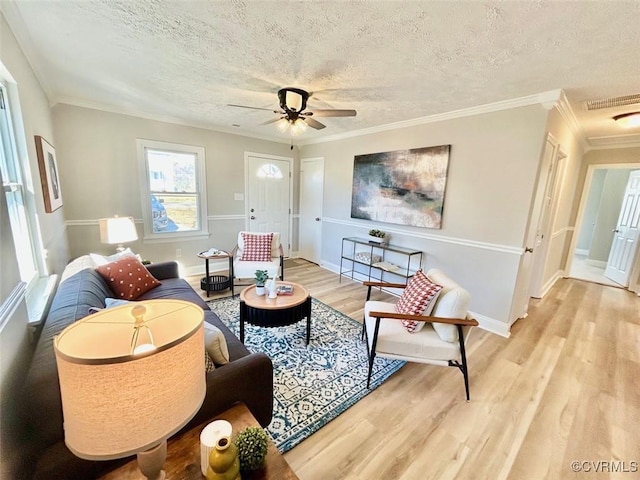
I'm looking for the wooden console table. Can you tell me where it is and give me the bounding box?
[100,403,298,480]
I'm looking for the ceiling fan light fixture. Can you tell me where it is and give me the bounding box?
[613,112,640,128]
[290,118,307,136]
[276,117,290,132]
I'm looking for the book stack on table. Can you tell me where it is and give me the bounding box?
[276,285,294,295]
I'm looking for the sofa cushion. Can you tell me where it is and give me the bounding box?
[96,257,161,300]
[204,322,230,365]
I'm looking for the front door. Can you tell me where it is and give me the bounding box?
[605,170,640,286]
[246,153,292,256]
[299,157,324,264]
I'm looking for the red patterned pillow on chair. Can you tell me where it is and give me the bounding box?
[395,269,443,333]
[240,232,274,262]
[96,257,161,300]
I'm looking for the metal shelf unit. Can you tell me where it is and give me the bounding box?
[339,237,423,284]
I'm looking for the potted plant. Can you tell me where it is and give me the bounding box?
[368,229,387,244]
[254,269,269,296]
[234,426,268,473]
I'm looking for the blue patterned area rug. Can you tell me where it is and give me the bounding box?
[207,296,405,452]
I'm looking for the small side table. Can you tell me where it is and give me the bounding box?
[198,251,234,297]
[99,402,299,480]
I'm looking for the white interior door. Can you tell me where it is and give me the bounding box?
[605,170,640,286]
[529,147,565,298]
[246,153,292,256]
[510,135,557,321]
[299,157,324,263]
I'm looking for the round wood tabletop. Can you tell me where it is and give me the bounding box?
[240,281,309,310]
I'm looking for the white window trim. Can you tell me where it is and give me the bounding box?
[136,139,209,242]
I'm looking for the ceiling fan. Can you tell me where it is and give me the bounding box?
[228,87,356,131]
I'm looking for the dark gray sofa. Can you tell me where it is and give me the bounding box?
[19,260,273,480]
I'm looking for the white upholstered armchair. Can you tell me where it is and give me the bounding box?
[230,231,284,294]
[363,268,479,400]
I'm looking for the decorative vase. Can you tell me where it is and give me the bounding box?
[267,278,278,298]
[206,436,241,480]
[255,285,265,296]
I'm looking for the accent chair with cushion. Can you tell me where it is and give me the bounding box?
[363,268,479,400]
[230,231,284,290]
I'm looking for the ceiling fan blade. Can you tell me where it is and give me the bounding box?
[227,104,277,112]
[304,117,326,130]
[307,109,357,117]
[260,117,282,126]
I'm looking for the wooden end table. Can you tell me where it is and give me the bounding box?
[239,282,312,345]
[99,403,298,480]
[198,251,234,297]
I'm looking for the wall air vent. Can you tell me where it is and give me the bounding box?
[585,94,640,110]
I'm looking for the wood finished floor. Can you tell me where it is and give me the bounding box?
[187,259,640,480]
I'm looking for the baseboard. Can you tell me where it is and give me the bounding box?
[181,259,229,278]
[585,259,607,268]
[539,270,564,298]
[469,311,511,338]
[574,248,589,256]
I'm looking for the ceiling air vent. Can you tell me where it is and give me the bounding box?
[585,94,640,110]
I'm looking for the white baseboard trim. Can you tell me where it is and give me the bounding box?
[470,311,511,338]
[539,270,565,299]
[181,259,229,278]
[585,259,607,268]
[574,248,589,256]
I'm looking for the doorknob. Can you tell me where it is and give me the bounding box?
[525,247,534,253]
[613,229,620,233]
[315,217,320,221]
[250,216,256,220]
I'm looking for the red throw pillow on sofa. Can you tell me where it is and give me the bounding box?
[395,269,443,333]
[96,257,161,300]
[240,232,273,262]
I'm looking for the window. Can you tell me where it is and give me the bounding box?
[137,139,208,240]
[0,82,42,286]
[256,163,283,179]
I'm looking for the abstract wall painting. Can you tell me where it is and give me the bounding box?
[351,145,450,229]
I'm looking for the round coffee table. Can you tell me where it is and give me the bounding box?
[239,281,312,345]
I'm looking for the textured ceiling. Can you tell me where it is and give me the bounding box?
[3,1,640,145]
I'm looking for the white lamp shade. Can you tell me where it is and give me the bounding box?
[99,216,138,245]
[54,300,206,460]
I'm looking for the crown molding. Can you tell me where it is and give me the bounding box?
[299,90,564,146]
[553,90,584,139]
[51,97,291,145]
[585,133,640,150]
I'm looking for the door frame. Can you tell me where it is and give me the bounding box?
[299,156,325,264]
[566,162,640,294]
[529,143,567,298]
[244,152,294,255]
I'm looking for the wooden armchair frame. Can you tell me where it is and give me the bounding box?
[363,281,479,401]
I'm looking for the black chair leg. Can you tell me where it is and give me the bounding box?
[366,318,381,389]
[457,325,471,401]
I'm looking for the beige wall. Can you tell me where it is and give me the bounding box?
[1,13,68,478]
[300,105,550,331]
[52,104,295,270]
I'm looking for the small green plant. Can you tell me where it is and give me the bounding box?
[368,229,386,238]
[234,426,268,472]
[254,269,269,287]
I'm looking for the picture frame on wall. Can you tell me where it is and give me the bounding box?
[34,135,63,213]
[351,144,451,229]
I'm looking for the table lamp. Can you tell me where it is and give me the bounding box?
[54,299,206,480]
[99,216,138,252]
